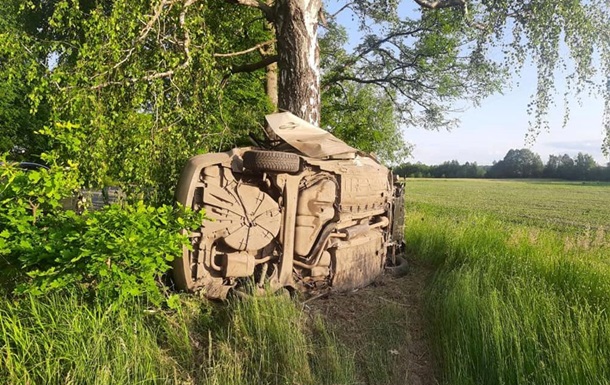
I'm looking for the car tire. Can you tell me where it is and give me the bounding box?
[242,150,300,173]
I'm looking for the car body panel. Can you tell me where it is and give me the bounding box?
[265,112,357,158]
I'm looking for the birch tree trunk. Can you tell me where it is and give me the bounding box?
[265,63,279,109]
[274,0,322,126]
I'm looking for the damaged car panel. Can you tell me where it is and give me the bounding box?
[173,112,405,299]
[264,112,358,158]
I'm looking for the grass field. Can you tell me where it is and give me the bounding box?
[406,179,610,231]
[405,178,610,385]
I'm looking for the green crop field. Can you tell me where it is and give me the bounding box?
[406,178,610,231]
[405,178,610,385]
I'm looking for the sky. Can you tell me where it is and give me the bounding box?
[403,72,608,166]
[329,2,609,167]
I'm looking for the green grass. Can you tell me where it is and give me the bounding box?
[406,178,610,231]
[204,294,355,385]
[0,293,186,384]
[13,176,605,385]
[405,178,610,385]
[358,302,408,385]
[0,292,355,385]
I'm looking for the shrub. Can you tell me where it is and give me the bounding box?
[0,156,202,305]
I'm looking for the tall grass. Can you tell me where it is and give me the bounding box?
[202,294,355,385]
[407,208,610,385]
[0,293,187,384]
[0,292,354,385]
[358,302,408,385]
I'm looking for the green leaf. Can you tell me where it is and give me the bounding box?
[28,171,41,183]
[166,294,181,310]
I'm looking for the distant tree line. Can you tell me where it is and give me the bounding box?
[394,160,488,179]
[393,149,610,181]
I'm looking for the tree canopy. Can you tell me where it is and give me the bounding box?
[1,0,273,202]
[1,0,609,200]
[487,148,544,178]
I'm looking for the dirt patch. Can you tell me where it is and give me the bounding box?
[307,257,439,385]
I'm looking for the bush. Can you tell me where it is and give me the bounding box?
[0,157,202,305]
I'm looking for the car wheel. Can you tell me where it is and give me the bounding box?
[242,150,300,173]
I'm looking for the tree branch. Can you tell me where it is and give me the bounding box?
[214,39,276,58]
[92,0,194,84]
[413,0,465,9]
[231,55,278,73]
[90,69,177,90]
[178,0,197,69]
[91,0,176,80]
[331,28,427,77]
[224,0,275,22]
[328,2,354,19]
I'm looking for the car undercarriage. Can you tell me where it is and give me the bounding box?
[172,112,405,299]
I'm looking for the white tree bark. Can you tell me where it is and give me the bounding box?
[274,0,322,125]
[266,62,279,109]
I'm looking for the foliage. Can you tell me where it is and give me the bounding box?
[0,1,50,161]
[405,179,610,384]
[395,149,610,180]
[321,83,411,164]
[2,0,608,192]
[544,153,576,179]
[42,0,220,203]
[543,152,605,181]
[0,158,202,304]
[0,0,273,204]
[213,0,610,159]
[205,1,276,147]
[487,148,544,178]
[322,0,610,152]
[394,160,487,178]
[321,8,502,131]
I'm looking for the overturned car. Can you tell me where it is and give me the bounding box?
[173,112,405,299]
